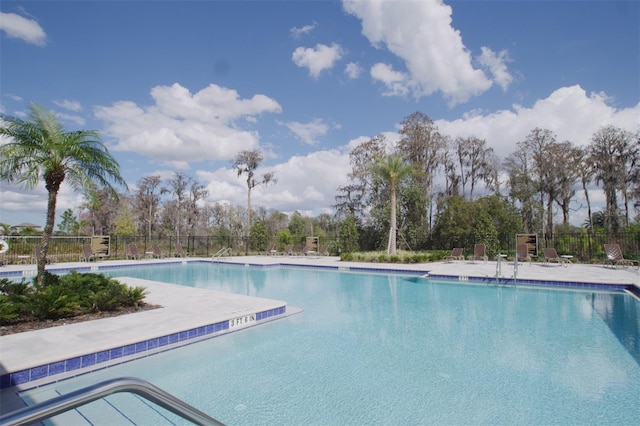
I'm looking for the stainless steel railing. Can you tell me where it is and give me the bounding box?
[0,377,225,426]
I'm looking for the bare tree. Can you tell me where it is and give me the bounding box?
[232,150,276,236]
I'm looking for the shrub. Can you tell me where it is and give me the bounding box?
[0,272,147,326]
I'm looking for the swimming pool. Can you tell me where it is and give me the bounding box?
[19,263,640,424]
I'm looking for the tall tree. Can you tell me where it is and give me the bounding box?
[455,136,494,199]
[589,125,636,233]
[553,141,582,226]
[0,104,126,285]
[167,172,190,239]
[371,154,413,255]
[397,112,444,231]
[58,208,80,235]
[232,150,275,237]
[576,147,596,230]
[335,134,386,220]
[504,141,540,233]
[136,175,163,238]
[186,179,208,236]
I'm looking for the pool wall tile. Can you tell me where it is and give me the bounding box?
[30,366,48,381]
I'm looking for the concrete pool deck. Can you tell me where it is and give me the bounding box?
[1,255,639,399]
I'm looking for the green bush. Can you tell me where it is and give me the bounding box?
[0,272,147,325]
[339,251,440,263]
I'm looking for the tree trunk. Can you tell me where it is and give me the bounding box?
[388,185,397,255]
[37,188,58,286]
[582,180,592,229]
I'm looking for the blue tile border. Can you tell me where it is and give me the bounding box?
[425,273,630,291]
[0,305,286,390]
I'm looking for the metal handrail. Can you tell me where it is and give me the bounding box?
[0,377,225,426]
[211,247,231,262]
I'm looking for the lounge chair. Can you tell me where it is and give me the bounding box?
[265,242,278,256]
[175,241,189,257]
[542,248,570,267]
[80,244,96,262]
[604,243,636,269]
[152,244,165,258]
[127,243,140,260]
[469,244,488,263]
[282,244,294,256]
[302,243,317,256]
[516,244,532,265]
[444,247,464,262]
[317,245,329,256]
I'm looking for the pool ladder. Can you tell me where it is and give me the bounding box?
[0,377,224,426]
[495,252,517,286]
[212,247,232,262]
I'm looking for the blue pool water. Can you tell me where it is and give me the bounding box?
[25,263,640,424]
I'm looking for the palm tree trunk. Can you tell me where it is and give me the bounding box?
[389,186,397,255]
[37,188,58,286]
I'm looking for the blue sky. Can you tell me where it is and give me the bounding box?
[1,0,639,229]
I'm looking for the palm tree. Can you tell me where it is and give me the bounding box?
[371,154,414,255]
[0,104,127,285]
[232,149,275,238]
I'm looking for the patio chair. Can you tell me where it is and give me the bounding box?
[469,244,488,263]
[80,244,96,262]
[604,243,636,269]
[317,245,329,256]
[127,243,140,260]
[516,244,532,265]
[542,248,570,267]
[444,247,464,262]
[152,244,165,259]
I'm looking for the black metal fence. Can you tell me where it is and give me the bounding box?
[1,231,638,265]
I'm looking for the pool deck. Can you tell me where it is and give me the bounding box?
[1,255,639,400]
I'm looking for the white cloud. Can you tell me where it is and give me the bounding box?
[290,22,316,38]
[55,112,85,127]
[94,83,282,167]
[281,118,330,146]
[292,43,345,79]
[343,0,494,105]
[370,63,409,97]
[345,62,362,79]
[0,12,46,46]
[54,99,83,112]
[477,47,513,91]
[435,85,640,158]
